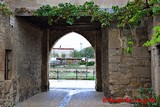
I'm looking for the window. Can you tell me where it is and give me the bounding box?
[5,49,12,80]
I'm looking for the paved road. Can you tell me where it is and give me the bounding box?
[15,80,133,107]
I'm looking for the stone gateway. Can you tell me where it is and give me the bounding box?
[0,0,160,106]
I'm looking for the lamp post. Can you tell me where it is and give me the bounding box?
[80,43,83,50]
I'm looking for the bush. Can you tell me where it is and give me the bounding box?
[86,61,95,66]
[79,62,86,65]
[79,61,95,66]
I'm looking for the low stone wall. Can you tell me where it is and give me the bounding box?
[107,21,151,97]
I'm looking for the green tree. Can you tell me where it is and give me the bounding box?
[80,46,94,58]
[61,53,66,58]
[71,50,81,58]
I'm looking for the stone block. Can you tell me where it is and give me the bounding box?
[4,80,12,94]
[133,67,151,77]
[143,83,151,88]
[109,71,121,78]
[109,79,118,85]
[125,72,133,78]
[141,58,151,67]
[136,28,148,38]
[132,47,150,58]
[129,81,141,88]
[0,26,5,34]
[118,75,130,85]
[119,78,130,85]
[132,90,139,96]
[109,63,119,71]
[0,71,4,81]
[140,78,151,83]
[122,57,137,65]
[108,29,121,49]
[112,90,125,97]
[112,85,120,90]
[109,56,121,63]
[119,64,127,68]
[109,49,118,56]
[118,67,127,72]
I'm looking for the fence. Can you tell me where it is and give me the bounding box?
[49,70,96,80]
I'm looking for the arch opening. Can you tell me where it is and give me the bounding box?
[49,32,96,89]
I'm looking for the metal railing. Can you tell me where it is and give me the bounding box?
[49,70,96,80]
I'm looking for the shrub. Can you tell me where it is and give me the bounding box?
[133,87,160,107]
[79,62,86,65]
[86,61,95,66]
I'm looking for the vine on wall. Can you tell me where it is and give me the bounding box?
[33,0,160,52]
[33,1,113,26]
[0,2,13,15]
[0,1,159,52]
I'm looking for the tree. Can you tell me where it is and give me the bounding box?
[71,47,95,58]
[53,52,59,57]
[71,50,81,58]
[61,53,66,58]
[80,46,95,58]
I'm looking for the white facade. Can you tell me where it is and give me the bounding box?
[51,48,74,58]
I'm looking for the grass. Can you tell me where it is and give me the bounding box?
[52,64,96,69]
[49,70,96,80]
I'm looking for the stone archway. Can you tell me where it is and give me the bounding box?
[49,29,102,91]
[8,16,109,105]
[40,22,103,92]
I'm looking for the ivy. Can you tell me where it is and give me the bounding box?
[34,0,160,51]
[112,0,147,28]
[144,26,160,46]
[112,0,160,50]
[125,36,134,54]
[0,2,13,15]
[33,1,113,26]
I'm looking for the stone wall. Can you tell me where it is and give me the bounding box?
[107,21,151,97]
[12,18,43,103]
[0,12,7,81]
[0,12,43,106]
[0,80,17,107]
[14,0,129,9]
[0,12,17,107]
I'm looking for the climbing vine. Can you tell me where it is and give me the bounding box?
[144,26,160,46]
[33,0,160,52]
[33,1,113,26]
[0,2,13,15]
[112,0,160,52]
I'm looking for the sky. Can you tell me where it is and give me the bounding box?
[53,32,91,51]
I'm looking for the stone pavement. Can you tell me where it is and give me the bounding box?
[15,80,134,107]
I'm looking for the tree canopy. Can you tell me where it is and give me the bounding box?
[72,46,94,58]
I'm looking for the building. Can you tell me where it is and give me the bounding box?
[51,48,74,58]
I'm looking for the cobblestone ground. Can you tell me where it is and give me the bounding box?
[15,88,133,107]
